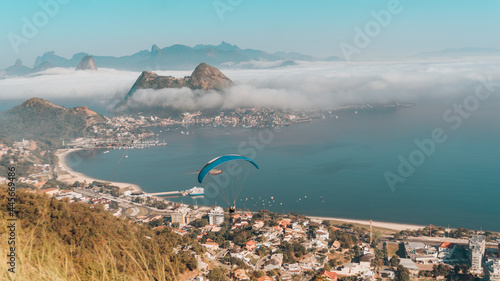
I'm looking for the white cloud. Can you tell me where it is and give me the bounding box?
[1,57,499,111]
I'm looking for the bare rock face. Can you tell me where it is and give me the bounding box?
[188,63,234,91]
[123,63,233,101]
[76,55,98,70]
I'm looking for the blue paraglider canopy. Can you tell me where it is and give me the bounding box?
[198,154,259,183]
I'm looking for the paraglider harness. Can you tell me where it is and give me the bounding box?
[229,206,236,213]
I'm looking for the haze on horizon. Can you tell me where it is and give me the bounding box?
[1,0,500,69]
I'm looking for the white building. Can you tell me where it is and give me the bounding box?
[469,235,486,274]
[171,206,190,226]
[208,206,225,225]
[486,259,500,281]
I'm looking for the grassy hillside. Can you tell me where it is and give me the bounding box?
[0,187,197,281]
[0,98,105,145]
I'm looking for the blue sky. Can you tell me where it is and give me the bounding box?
[1,0,499,69]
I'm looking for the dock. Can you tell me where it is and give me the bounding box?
[149,191,182,196]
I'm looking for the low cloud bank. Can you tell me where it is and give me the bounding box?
[1,58,499,111]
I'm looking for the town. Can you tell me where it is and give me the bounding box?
[32,182,500,281]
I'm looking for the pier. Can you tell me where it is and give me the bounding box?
[149,191,182,196]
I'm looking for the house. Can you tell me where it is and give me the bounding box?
[264,253,283,271]
[245,240,257,251]
[39,187,59,196]
[234,269,249,280]
[257,276,274,281]
[230,246,246,260]
[320,270,338,281]
[284,263,302,274]
[399,258,420,277]
[315,228,330,240]
[438,242,456,260]
[202,242,219,251]
[280,272,292,281]
[253,220,264,230]
[332,262,365,276]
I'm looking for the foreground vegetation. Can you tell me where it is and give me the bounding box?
[0,186,197,281]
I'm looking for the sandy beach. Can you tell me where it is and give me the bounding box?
[55,148,142,193]
[308,215,427,232]
[55,148,428,232]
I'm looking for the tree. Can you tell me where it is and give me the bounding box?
[109,201,119,209]
[207,267,228,281]
[390,255,400,267]
[396,265,411,281]
[371,259,384,271]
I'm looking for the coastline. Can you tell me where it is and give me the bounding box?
[307,215,427,232]
[55,148,428,232]
[55,148,142,193]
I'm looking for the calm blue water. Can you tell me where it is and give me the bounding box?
[68,98,500,231]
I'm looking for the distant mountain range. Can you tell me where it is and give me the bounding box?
[1,42,343,76]
[414,47,500,58]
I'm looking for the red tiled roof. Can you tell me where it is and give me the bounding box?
[439,242,455,249]
[322,271,338,280]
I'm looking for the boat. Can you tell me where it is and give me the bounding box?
[103,150,109,154]
[187,186,204,196]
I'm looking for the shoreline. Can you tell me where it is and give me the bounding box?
[307,215,427,232]
[55,148,432,232]
[55,148,143,193]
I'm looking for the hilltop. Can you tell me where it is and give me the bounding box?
[0,187,198,280]
[116,63,233,113]
[0,98,105,144]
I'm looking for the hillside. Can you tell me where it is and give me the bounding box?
[0,98,105,144]
[116,63,233,114]
[0,187,198,280]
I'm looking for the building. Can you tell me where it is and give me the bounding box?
[233,269,249,280]
[404,241,439,263]
[186,211,203,225]
[469,235,486,274]
[486,259,500,281]
[257,276,274,281]
[320,270,338,281]
[39,188,59,197]
[208,206,225,225]
[438,242,456,260]
[399,258,420,277]
[245,240,257,251]
[171,207,190,226]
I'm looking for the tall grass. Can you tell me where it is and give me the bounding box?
[0,187,181,281]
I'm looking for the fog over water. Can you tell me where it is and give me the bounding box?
[1,57,499,113]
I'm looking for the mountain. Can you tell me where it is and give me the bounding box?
[0,59,55,78]
[32,61,54,72]
[22,42,339,72]
[124,63,233,100]
[0,98,105,143]
[2,59,32,76]
[76,55,98,70]
[414,47,500,58]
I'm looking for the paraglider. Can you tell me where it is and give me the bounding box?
[197,154,259,212]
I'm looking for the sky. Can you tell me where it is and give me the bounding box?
[1,0,500,69]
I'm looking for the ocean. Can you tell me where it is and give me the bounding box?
[68,97,500,231]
